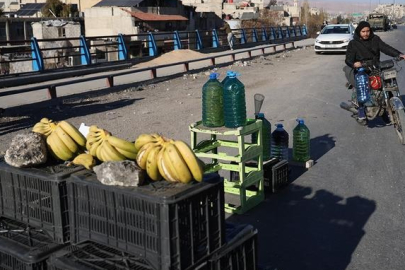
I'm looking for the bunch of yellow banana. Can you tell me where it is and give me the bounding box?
[32,118,58,137]
[46,121,87,161]
[86,125,138,162]
[135,133,204,184]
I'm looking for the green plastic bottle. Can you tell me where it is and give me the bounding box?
[221,70,234,87]
[202,73,224,127]
[293,118,310,162]
[223,72,247,128]
[252,113,271,161]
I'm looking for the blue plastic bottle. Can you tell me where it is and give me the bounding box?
[293,118,310,162]
[271,123,289,161]
[355,68,371,104]
[223,72,247,128]
[252,113,271,161]
[202,73,224,127]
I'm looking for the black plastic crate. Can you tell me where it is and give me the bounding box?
[229,159,289,193]
[68,171,225,270]
[208,224,258,270]
[0,217,66,270]
[47,241,156,270]
[267,159,289,193]
[0,160,85,243]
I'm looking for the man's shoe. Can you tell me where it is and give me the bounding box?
[358,107,366,119]
[356,117,367,126]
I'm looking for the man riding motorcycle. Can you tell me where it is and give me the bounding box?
[343,21,405,124]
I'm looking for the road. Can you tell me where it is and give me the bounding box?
[0,27,405,270]
[227,26,405,270]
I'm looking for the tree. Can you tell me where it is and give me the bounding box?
[42,0,78,17]
[42,0,63,17]
[300,1,329,37]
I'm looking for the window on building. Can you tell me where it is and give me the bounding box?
[58,28,66,37]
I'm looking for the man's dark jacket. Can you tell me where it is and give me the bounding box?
[345,30,402,68]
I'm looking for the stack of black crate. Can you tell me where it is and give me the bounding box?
[0,161,83,269]
[0,160,259,270]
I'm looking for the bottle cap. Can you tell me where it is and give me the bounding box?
[276,123,283,128]
[209,73,219,79]
[257,112,264,118]
[358,67,365,72]
[296,118,304,124]
[228,71,237,78]
[226,71,234,76]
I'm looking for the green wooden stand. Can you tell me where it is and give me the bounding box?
[189,119,264,214]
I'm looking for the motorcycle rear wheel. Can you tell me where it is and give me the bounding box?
[392,109,405,144]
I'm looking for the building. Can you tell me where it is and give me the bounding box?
[84,0,190,37]
[284,0,300,25]
[374,4,405,20]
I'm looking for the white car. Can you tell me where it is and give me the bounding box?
[314,24,355,54]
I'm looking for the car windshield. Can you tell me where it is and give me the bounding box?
[321,26,350,34]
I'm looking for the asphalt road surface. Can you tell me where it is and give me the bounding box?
[228,26,405,270]
[0,27,405,270]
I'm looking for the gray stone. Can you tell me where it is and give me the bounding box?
[93,160,145,187]
[5,132,48,168]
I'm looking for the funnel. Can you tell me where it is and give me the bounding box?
[254,93,265,115]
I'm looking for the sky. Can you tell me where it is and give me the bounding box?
[306,0,405,13]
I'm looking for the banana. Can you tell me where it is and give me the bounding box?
[86,135,102,151]
[115,147,138,160]
[58,121,86,147]
[158,147,177,183]
[102,141,126,161]
[46,132,74,161]
[146,145,162,181]
[136,142,160,170]
[89,139,103,157]
[134,134,158,152]
[162,148,182,183]
[107,135,138,154]
[40,118,53,124]
[100,143,111,162]
[173,140,204,182]
[71,153,96,170]
[89,125,104,133]
[165,143,192,184]
[54,126,79,154]
[96,141,105,162]
[32,121,57,137]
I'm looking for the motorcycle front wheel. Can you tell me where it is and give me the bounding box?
[392,109,405,144]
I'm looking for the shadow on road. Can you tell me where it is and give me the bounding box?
[227,184,376,270]
[289,134,336,183]
[0,94,142,136]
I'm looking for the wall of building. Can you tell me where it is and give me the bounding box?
[32,21,81,40]
[64,0,102,12]
[84,7,138,37]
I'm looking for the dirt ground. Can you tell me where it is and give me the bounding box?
[0,45,313,154]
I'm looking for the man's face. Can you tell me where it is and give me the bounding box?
[360,27,371,40]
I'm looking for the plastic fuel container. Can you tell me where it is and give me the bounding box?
[202,73,224,127]
[355,68,371,104]
[293,118,310,162]
[223,72,247,128]
[271,123,289,161]
[252,113,271,161]
[221,70,234,87]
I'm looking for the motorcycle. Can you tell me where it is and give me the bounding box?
[340,57,405,144]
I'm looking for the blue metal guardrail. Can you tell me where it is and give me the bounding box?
[0,25,307,75]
